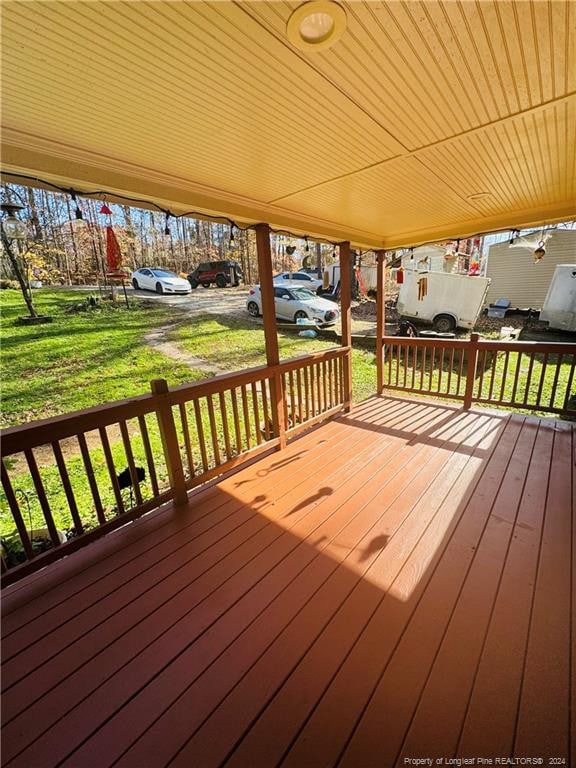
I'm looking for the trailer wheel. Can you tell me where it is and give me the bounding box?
[433,314,456,333]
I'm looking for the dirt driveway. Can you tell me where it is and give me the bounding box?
[130,285,250,319]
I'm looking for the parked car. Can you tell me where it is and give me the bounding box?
[273,271,323,291]
[131,268,191,294]
[188,260,243,289]
[246,285,340,325]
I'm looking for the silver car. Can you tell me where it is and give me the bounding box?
[246,285,339,326]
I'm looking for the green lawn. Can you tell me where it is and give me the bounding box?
[0,289,202,427]
[169,315,378,404]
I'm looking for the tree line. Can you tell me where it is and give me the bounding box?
[0,183,341,287]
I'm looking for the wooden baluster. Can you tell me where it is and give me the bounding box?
[1,461,34,560]
[535,353,549,408]
[296,368,304,422]
[288,370,296,427]
[411,345,417,390]
[119,420,143,507]
[457,346,465,397]
[150,379,187,506]
[310,363,317,416]
[549,354,564,410]
[98,427,125,515]
[402,343,408,389]
[316,362,323,413]
[137,415,160,496]
[193,398,210,472]
[420,346,427,390]
[446,347,455,396]
[24,448,62,545]
[510,351,523,406]
[396,344,402,388]
[52,441,85,532]
[282,372,290,428]
[477,349,488,400]
[438,347,444,394]
[178,404,195,479]
[463,334,479,410]
[219,392,233,460]
[428,346,436,391]
[230,388,243,455]
[487,349,499,402]
[303,366,310,420]
[386,341,392,387]
[77,432,106,524]
[240,385,251,449]
[250,382,262,446]
[322,360,328,413]
[562,354,575,412]
[260,382,271,441]
[206,394,222,463]
[499,351,510,405]
[327,358,334,409]
[523,352,536,405]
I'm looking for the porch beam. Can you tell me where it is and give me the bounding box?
[339,241,353,411]
[376,250,386,396]
[255,223,286,448]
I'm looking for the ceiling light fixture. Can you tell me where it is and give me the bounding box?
[287,1,347,52]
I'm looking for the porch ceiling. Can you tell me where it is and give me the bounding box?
[1,0,575,248]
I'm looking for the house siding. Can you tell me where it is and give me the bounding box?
[485,229,576,308]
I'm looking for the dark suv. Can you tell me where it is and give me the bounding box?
[188,260,243,289]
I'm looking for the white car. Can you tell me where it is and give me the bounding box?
[131,268,191,294]
[273,271,323,291]
[246,285,339,326]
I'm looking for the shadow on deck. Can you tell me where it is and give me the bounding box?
[1,396,573,767]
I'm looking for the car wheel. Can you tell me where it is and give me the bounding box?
[247,301,260,318]
[155,282,164,295]
[189,279,199,289]
[294,310,308,323]
[215,275,227,288]
[132,278,139,290]
[202,282,211,288]
[433,314,456,333]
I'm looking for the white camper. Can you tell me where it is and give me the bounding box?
[540,264,576,332]
[397,271,491,332]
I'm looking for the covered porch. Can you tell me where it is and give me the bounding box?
[2,396,573,767]
[2,0,576,765]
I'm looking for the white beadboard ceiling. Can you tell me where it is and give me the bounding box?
[1,0,575,248]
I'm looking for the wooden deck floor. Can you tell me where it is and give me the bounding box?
[2,396,574,767]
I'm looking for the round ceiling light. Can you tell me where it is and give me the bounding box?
[287,2,347,52]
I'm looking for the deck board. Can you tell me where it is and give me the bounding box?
[1,397,573,768]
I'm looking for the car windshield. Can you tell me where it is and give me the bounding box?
[291,288,317,299]
[151,269,178,278]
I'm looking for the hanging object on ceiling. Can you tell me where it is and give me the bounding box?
[396,267,404,284]
[533,241,546,262]
[99,203,113,216]
[106,225,124,274]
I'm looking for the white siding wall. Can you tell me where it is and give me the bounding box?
[485,229,576,308]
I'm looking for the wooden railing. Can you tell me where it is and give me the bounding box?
[381,334,576,415]
[0,347,350,583]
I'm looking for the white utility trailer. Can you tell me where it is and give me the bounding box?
[540,264,576,331]
[397,271,491,332]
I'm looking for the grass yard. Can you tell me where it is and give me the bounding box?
[0,289,203,427]
[169,315,378,404]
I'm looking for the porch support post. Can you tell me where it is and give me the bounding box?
[150,378,188,506]
[255,223,286,448]
[339,241,353,412]
[376,250,386,396]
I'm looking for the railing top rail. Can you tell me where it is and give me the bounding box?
[1,347,353,453]
[382,335,576,355]
[1,392,158,456]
